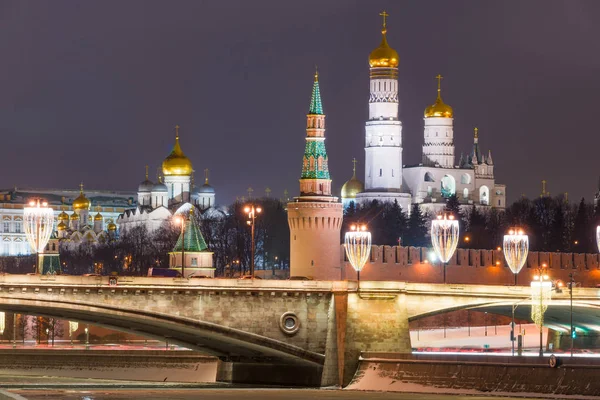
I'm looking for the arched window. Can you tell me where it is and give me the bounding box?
[461,173,471,184]
[424,172,435,182]
[440,175,456,198]
[463,188,469,199]
[479,185,490,205]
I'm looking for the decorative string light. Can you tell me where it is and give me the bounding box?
[0,312,4,335]
[531,275,552,328]
[24,199,54,254]
[69,321,79,333]
[344,225,372,287]
[503,228,529,285]
[431,214,459,263]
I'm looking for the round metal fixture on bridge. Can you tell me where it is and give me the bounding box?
[279,312,300,335]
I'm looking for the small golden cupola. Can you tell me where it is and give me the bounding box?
[162,125,193,176]
[341,158,364,200]
[369,11,399,68]
[72,183,91,211]
[58,210,69,221]
[424,74,453,118]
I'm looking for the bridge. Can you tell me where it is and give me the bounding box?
[0,275,598,386]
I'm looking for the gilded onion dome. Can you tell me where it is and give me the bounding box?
[162,125,193,176]
[107,222,117,231]
[58,211,69,221]
[57,221,67,231]
[94,212,103,221]
[369,11,399,68]
[72,183,91,211]
[70,212,80,221]
[424,74,453,118]
[341,159,364,199]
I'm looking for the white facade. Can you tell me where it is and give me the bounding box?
[422,117,454,168]
[164,175,191,205]
[0,188,130,256]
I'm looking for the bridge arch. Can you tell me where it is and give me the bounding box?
[0,296,324,366]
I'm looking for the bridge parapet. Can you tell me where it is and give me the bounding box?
[341,245,600,287]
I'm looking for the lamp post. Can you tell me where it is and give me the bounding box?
[244,204,262,278]
[503,228,529,285]
[344,224,372,290]
[23,199,54,274]
[569,272,575,357]
[174,214,186,278]
[69,321,78,346]
[531,270,552,357]
[431,213,459,284]
[85,326,89,350]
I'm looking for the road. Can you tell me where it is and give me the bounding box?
[0,389,548,400]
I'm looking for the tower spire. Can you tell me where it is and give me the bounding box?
[145,165,149,180]
[299,70,332,198]
[309,67,323,115]
[352,157,357,177]
[204,168,209,185]
[175,124,180,140]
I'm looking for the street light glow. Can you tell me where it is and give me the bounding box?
[503,228,529,285]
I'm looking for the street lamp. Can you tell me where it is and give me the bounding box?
[244,204,262,278]
[596,226,600,252]
[431,213,459,284]
[344,224,372,289]
[0,312,4,335]
[531,271,552,357]
[503,228,529,285]
[85,326,89,350]
[568,272,576,357]
[174,214,187,278]
[24,199,54,274]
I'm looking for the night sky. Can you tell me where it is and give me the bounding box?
[1,1,599,205]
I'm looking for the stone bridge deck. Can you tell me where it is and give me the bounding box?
[0,275,598,386]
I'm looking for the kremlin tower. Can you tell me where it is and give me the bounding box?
[288,70,343,280]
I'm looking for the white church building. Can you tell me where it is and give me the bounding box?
[343,14,506,214]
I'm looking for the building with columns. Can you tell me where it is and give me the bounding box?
[288,71,343,280]
[342,13,506,214]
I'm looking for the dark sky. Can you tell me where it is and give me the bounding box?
[1,1,599,205]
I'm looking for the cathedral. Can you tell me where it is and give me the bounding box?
[342,13,506,214]
[118,125,216,233]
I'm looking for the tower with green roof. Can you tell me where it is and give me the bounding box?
[299,69,333,197]
[288,70,343,280]
[169,207,214,277]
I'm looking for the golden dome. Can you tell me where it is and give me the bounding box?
[72,183,91,211]
[424,75,453,118]
[94,212,103,221]
[70,212,79,221]
[58,211,69,221]
[107,222,117,231]
[341,159,364,199]
[369,12,398,68]
[162,125,193,177]
[57,221,67,231]
[369,32,399,68]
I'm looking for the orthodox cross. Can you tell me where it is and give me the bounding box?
[175,124,180,139]
[204,168,210,184]
[265,187,271,197]
[380,10,389,29]
[435,74,443,95]
[247,187,253,198]
[352,157,357,175]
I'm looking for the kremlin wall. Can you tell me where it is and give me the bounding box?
[338,245,600,286]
